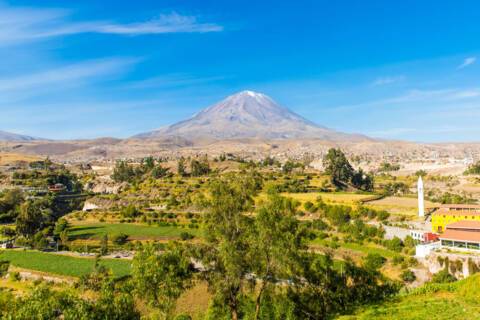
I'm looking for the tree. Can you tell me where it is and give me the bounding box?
[0,188,24,222]
[190,156,210,177]
[100,234,108,256]
[177,157,187,176]
[111,161,137,183]
[323,149,374,191]
[249,192,308,319]
[132,243,193,318]
[415,170,427,177]
[152,165,170,179]
[195,176,256,320]
[16,201,44,238]
[53,218,69,240]
[323,148,354,187]
[351,169,374,191]
[464,161,480,175]
[60,230,69,249]
[143,156,155,170]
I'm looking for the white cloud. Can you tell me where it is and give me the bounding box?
[125,73,229,90]
[0,4,222,45]
[371,75,405,86]
[330,87,480,111]
[457,57,476,69]
[96,13,223,35]
[0,58,137,102]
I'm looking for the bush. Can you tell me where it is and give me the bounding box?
[121,205,141,218]
[0,260,9,277]
[363,253,386,271]
[180,232,194,241]
[431,269,457,284]
[392,255,404,265]
[401,269,416,283]
[111,233,128,245]
[383,237,404,252]
[10,271,20,282]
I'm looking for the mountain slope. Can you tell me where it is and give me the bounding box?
[135,91,370,141]
[0,130,39,141]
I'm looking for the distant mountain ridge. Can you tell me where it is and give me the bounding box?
[135,90,370,141]
[0,130,39,141]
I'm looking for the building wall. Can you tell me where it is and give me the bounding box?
[431,213,480,232]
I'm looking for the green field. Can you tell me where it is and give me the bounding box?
[0,250,131,278]
[68,223,203,240]
[338,274,480,319]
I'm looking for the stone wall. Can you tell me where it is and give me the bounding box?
[425,250,480,279]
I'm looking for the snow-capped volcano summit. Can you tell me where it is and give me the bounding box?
[135,91,369,141]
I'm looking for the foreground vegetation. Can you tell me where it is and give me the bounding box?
[340,274,480,319]
[0,150,478,319]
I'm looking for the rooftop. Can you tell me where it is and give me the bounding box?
[439,229,480,243]
[433,210,480,216]
[439,204,480,209]
[432,204,480,216]
[446,220,480,230]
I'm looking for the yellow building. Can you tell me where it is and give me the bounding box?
[431,204,480,233]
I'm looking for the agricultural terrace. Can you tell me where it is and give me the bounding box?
[281,192,374,206]
[366,196,438,216]
[0,250,131,278]
[68,222,202,243]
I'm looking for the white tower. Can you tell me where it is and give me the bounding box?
[418,176,425,217]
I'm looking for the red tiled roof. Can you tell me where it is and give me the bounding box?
[440,229,480,243]
[446,220,480,230]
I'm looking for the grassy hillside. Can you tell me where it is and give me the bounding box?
[339,274,480,320]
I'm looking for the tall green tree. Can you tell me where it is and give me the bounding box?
[196,176,257,320]
[323,148,354,187]
[16,201,44,238]
[177,157,187,176]
[132,243,193,319]
[249,192,308,320]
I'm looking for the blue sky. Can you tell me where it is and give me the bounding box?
[1,0,480,142]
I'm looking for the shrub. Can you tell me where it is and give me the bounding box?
[121,205,141,218]
[0,261,9,277]
[10,271,20,282]
[303,201,315,212]
[363,253,386,271]
[111,233,128,245]
[180,232,194,241]
[383,237,404,252]
[392,255,404,266]
[401,270,416,283]
[432,269,457,284]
